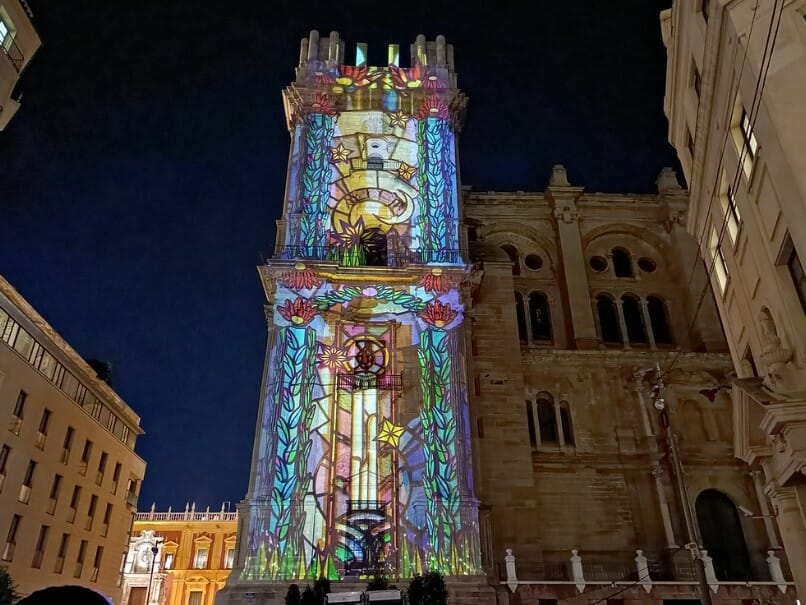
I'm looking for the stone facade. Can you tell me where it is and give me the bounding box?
[0,275,147,601]
[661,0,806,595]
[0,0,40,130]
[464,169,797,603]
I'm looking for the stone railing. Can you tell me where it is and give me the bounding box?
[135,502,237,522]
[501,548,793,595]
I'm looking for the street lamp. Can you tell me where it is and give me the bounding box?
[648,362,714,605]
[144,544,159,605]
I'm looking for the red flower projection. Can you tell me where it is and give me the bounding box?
[277,297,317,326]
[415,95,449,120]
[279,264,321,291]
[335,65,381,88]
[389,64,424,89]
[418,301,457,329]
[417,268,454,294]
[310,92,337,116]
[313,70,334,85]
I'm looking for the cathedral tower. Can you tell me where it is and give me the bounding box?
[233,30,479,586]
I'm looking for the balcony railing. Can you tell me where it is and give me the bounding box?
[134,510,238,522]
[271,245,467,267]
[336,373,402,392]
[2,38,24,73]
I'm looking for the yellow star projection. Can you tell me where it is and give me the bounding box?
[330,143,350,162]
[388,111,409,128]
[377,419,405,447]
[397,162,417,181]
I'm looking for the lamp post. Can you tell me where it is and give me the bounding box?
[144,544,159,605]
[649,363,713,605]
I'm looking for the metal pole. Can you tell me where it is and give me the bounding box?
[653,363,713,605]
[144,544,159,605]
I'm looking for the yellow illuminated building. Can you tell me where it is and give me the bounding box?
[122,504,237,605]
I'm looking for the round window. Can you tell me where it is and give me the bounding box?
[637,257,657,273]
[524,254,543,271]
[589,256,608,272]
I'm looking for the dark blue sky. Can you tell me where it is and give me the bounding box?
[0,1,677,509]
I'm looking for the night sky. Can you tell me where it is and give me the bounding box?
[0,1,678,510]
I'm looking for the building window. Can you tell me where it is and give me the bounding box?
[38,409,52,435]
[12,390,26,419]
[97,452,108,486]
[596,294,622,345]
[80,440,93,475]
[4,514,21,561]
[524,253,543,271]
[647,296,674,345]
[194,547,209,569]
[0,8,14,49]
[92,546,104,581]
[611,248,633,278]
[111,462,122,494]
[501,244,520,276]
[559,402,574,446]
[514,292,528,343]
[225,547,236,569]
[62,427,75,464]
[622,295,648,345]
[528,292,552,342]
[163,552,175,570]
[0,444,10,477]
[786,245,806,315]
[189,592,204,605]
[695,490,751,579]
[525,401,537,448]
[86,495,98,530]
[721,184,742,244]
[536,395,558,444]
[740,109,759,162]
[709,228,729,293]
[55,533,70,573]
[75,539,87,578]
[32,525,49,569]
[0,18,9,47]
[49,474,63,502]
[69,485,82,515]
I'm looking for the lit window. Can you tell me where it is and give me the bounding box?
[709,228,729,293]
[0,8,13,49]
[786,245,806,315]
[736,107,759,178]
[720,185,742,243]
[194,547,208,569]
[225,547,236,569]
[189,592,203,605]
[163,552,174,570]
[0,20,8,46]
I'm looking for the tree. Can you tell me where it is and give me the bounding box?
[285,583,301,605]
[0,568,18,605]
[407,572,447,605]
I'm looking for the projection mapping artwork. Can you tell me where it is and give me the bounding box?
[241,40,480,582]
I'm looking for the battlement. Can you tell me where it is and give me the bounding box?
[294,30,458,89]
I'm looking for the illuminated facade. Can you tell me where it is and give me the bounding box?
[229,31,478,588]
[661,0,806,595]
[122,505,237,605]
[0,0,40,130]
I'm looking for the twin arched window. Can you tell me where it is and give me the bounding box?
[526,393,573,448]
[515,291,552,343]
[595,293,673,347]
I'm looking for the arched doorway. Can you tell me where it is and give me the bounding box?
[695,489,751,579]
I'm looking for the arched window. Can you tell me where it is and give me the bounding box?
[501,244,520,276]
[536,394,558,444]
[621,294,647,345]
[525,400,536,448]
[514,292,528,343]
[695,490,751,580]
[612,247,633,278]
[596,294,622,345]
[647,296,673,345]
[528,292,552,342]
[559,401,574,445]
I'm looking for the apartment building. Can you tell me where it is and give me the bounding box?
[0,275,147,601]
[0,0,41,130]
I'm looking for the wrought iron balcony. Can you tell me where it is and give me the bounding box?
[2,38,24,73]
[336,373,402,392]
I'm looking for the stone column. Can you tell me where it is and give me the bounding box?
[651,466,678,548]
[750,471,781,549]
[547,166,598,348]
[770,486,806,596]
[640,299,657,349]
[615,298,630,348]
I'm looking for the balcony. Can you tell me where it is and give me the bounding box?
[78,462,88,476]
[100,523,108,537]
[336,373,402,392]
[126,490,138,510]
[0,473,5,492]
[32,550,43,569]
[83,516,93,531]
[73,562,83,579]
[90,567,99,582]
[60,448,70,464]
[8,415,21,436]
[46,497,57,515]
[271,245,466,268]
[67,507,76,523]
[18,484,31,504]
[95,471,104,486]
[1,38,24,73]
[1,542,14,562]
[34,431,46,450]
[54,555,64,574]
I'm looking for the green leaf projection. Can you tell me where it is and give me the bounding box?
[242,53,480,582]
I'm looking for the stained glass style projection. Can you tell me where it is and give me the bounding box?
[240,32,479,582]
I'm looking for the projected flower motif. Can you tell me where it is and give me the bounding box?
[278,263,321,291]
[310,92,337,116]
[277,297,317,326]
[330,143,350,162]
[419,301,457,329]
[330,216,382,250]
[376,419,405,448]
[415,95,449,120]
[397,162,417,181]
[417,268,454,294]
[313,70,335,85]
[335,65,380,88]
[390,64,424,89]
[422,72,441,89]
[317,343,349,371]
[388,111,409,128]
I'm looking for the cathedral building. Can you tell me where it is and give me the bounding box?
[218,32,798,604]
[661,0,806,595]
